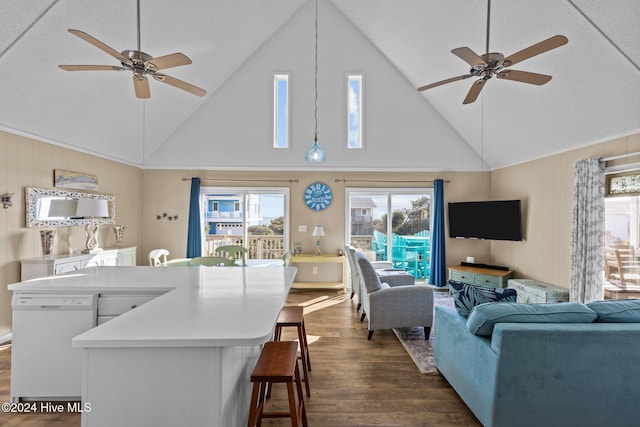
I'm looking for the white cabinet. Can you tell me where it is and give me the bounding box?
[84,251,118,268]
[21,247,137,281]
[116,246,137,266]
[53,259,86,275]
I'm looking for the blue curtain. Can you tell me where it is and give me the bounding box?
[186,177,202,258]
[428,179,446,287]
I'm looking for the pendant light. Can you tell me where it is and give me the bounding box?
[305,0,326,162]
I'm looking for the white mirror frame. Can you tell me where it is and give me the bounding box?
[25,187,116,228]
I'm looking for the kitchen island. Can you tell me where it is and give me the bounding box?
[8,265,297,427]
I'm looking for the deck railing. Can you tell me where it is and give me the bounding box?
[350,235,373,251]
[204,235,285,259]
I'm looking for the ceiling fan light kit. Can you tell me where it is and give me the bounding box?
[417,0,567,104]
[58,1,206,99]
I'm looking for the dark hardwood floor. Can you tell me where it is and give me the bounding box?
[0,289,480,426]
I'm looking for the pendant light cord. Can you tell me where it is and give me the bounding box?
[314,0,319,141]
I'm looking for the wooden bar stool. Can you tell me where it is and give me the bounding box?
[273,305,311,397]
[247,341,307,427]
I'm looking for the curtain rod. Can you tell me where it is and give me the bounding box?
[599,151,640,163]
[334,178,450,184]
[182,177,299,183]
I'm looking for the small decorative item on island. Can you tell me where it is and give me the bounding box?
[39,229,55,256]
[113,225,125,246]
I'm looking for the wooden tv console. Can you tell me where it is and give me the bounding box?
[448,264,513,288]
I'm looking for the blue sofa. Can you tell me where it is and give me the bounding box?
[434,301,640,427]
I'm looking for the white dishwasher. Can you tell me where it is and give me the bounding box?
[10,293,98,402]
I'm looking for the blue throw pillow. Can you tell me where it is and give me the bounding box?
[587,299,640,323]
[449,280,517,318]
[467,302,598,336]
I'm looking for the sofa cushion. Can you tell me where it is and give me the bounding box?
[449,281,517,318]
[587,299,640,323]
[467,302,598,336]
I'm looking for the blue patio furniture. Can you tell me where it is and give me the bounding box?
[402,234,431,279]
[415,229,430,238]
[373,230,387,261]
[391,234,418,276]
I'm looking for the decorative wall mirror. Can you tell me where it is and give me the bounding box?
[26,187,115,227]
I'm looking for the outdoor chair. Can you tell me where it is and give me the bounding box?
[373,230,387,261]
[391,235,418,276]
[606,247,640,284]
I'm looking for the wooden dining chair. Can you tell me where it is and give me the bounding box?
[606,247,640,284]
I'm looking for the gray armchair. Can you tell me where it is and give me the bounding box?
[345,245,394,311]
[355,251,433,340]
[345,246,365,310]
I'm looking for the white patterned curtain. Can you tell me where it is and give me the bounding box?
[570,158,605,303]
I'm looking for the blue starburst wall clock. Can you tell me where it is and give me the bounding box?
[304,182,332,211]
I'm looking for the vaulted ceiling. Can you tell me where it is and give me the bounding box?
[1,0,639,171]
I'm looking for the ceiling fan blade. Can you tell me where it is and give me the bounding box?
[496,69,552,85]
[59,65,124,71]
[503,35,568,67]
[463,79,487,104]
[133,76,151,99]
[153,74,206,97]
[67,29,129,64]
[417,74,474,91]
[146,53,192,71]
[451,47,487,68]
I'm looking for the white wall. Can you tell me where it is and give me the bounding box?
[145,0,485,171]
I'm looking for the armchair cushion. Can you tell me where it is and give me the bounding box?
[449,281,517,318]
[355,251,383,293]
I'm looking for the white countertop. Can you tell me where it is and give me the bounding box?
[8,266,297,348]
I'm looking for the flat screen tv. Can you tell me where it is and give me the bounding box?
[448,200,523,241]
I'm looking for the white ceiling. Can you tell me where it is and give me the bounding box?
[1,0,639,171]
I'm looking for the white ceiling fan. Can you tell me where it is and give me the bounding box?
[58,0,206,99]
[417,0,568,104]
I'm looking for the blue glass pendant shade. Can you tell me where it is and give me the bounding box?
[305,137,326,162]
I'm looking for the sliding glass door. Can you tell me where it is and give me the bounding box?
[200,187,289,260]
[347,188,433,279]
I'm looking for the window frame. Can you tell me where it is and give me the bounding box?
[346,73,364,150]
[200,187,290,259]
[273,73,291,150]
[344,187,434,261]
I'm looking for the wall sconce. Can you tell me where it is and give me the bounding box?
[312,225,325,256]
[1,193,13,209]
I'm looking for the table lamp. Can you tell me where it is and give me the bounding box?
[312,225,325,256]
[76,198,109,253]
